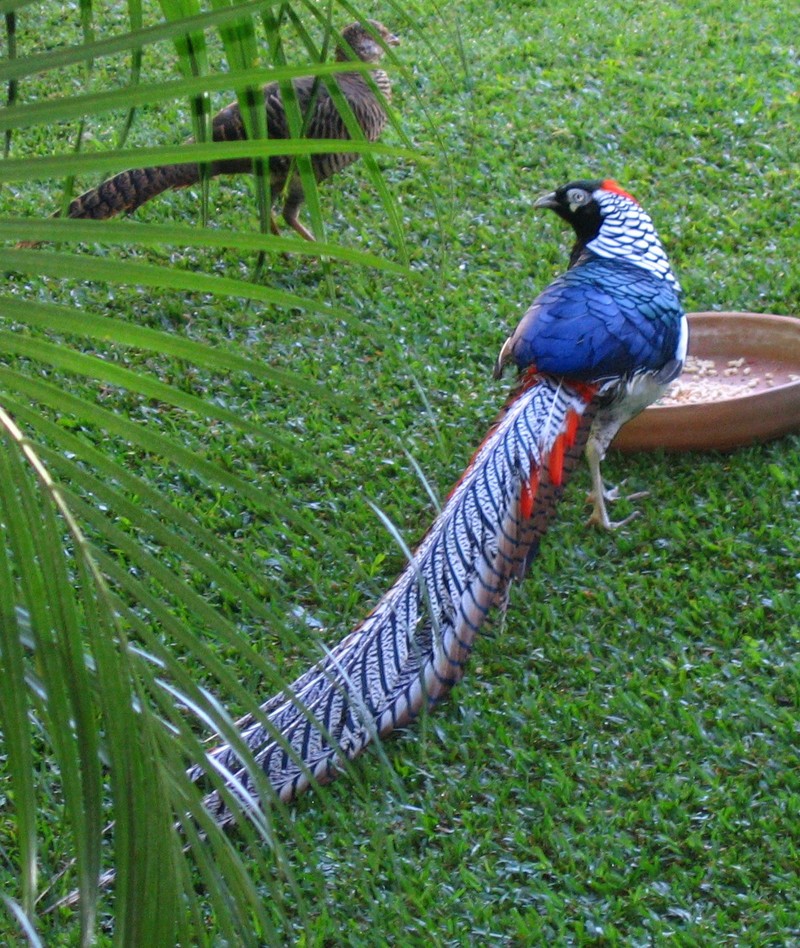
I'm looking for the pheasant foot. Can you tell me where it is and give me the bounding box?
[586,501,641,530]
[586,481,648,530]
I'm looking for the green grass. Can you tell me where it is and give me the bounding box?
[2,0,799,943]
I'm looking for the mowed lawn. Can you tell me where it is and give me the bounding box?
[1,0,798,943]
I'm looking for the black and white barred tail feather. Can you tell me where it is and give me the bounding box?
[199,375,602,823]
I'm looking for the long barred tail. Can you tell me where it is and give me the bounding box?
[66,163,203,219]
[199,375,600,822]
[66,102,250,220]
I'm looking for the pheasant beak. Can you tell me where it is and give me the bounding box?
[385,32,400,47]
[533,190,559,210]
[492,335,513,380]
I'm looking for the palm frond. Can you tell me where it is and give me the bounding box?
[0,0,416,941]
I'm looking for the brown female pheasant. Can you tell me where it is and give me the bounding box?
[64,20,399,239]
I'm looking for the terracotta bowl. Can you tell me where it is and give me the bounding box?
[613,312,800,453]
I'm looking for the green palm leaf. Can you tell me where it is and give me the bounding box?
[0,0,414,942]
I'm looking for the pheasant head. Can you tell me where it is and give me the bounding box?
[335,20,400,63]
[534,178,681,293]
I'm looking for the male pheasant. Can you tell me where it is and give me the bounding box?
[494,178,687,528]
[63,20,399,240]
[190,181,686,821]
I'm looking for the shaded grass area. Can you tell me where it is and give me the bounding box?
[2,0,799,942]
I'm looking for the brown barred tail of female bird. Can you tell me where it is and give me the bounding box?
[44,21,399,240]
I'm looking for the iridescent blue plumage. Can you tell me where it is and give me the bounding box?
[504,255,684,382]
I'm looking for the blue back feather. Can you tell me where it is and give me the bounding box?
[508,256,684,381]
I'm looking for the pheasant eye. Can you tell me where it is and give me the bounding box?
[567,188,588,206]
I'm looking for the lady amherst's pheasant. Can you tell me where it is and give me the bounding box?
[194,179,686,821]
[494,178,687,528]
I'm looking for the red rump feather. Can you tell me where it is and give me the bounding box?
[529,467,540,499]
[548,432,566,486]
[520,480,534,520]
[550,387,598,485]
[518,385,600,511]
[520,466,540,520]
[574,381,600,403]
[565,408,580,447]
[450,380,598,509]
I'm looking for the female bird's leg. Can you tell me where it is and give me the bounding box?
[284,208,316,242]
[282,184,316,242]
